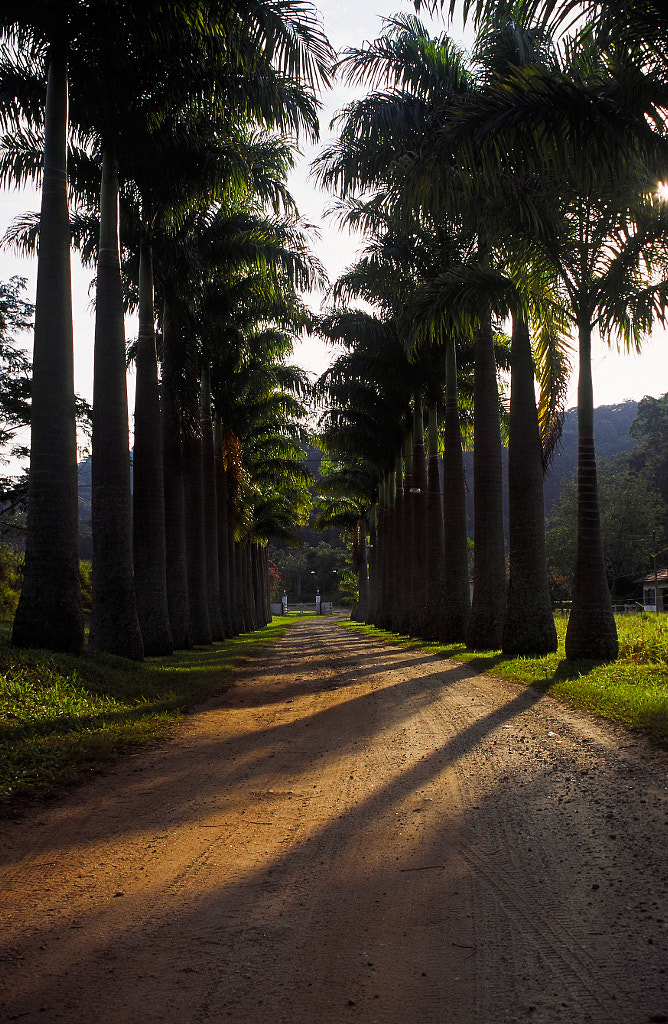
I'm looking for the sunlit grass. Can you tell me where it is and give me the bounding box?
[344,613,668,743]
[0,619,291,809]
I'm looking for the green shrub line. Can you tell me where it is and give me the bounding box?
[0,619,292,811]
[343,613,668,744]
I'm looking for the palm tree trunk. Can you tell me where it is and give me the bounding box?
[375,476,389,628]
[200,364,224,640]
[357,515,369,621]
[395,440,412,635]
[466,314,506,650]
[132,227,172,655]
[88,145,143,660]
[366,503,378,625]
[409,396,429,637]
[182,332,211,646]
[423,402,445,641]
[262,545,272,623]
[389,459,404,633]
[243,544,257,632]
[234,540,247,632]
[502,312,557,655]
[565,320,618,660]
[252,544,266,627]
[213,413,233,637]
[381,469,397,631]
[12,45,84,654]
[441,336,470,643]
[161,295,192,649]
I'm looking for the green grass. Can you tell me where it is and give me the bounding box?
[344,613,668,744]
[0,619,291,811]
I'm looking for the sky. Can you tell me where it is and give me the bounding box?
[0,0,665,468]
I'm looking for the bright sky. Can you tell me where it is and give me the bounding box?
[0,0,664,470]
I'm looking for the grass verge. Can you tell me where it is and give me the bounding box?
[343,613,668,745]
[0,619,291,812]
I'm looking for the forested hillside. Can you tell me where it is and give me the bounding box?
[77,402,651,597]
[458,400,642,537]
[542,401,639,514]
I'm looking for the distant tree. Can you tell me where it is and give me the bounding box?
[0,277,32,503]
[547,454,666,599]
[270,540,347,606]
[630,394,668,511]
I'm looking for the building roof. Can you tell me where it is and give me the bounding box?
[635,567,668,585]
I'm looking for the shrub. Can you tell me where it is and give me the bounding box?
[0,544,22,620]
[79,560,92,610]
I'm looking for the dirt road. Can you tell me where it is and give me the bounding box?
[1,618,668,1023]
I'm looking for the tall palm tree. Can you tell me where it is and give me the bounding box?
[316,308,413,626]
[441,335,471,642]
[423,7,668,659]
[315,16,515,649]
[1,10,85,652]
[315,458,377,620]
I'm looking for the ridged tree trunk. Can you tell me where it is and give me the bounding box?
[396,440,413,635]
[234,540,247,633]
[243,544,257,632]
[88,146,143,660]
[132,228,172,655]
[409,397,429,637]
[502,313,557,656]
[366,504,378,625]
[466,314,506,650]
[12,46,84,654]
[353,516,369,621]
[229,533,242,633]
[161,296,191,649]
[262,546,272,623]
[229,531,243,633]
[441,337,471,643]
[390,453,406,634]
[565,320,618,660]
[423,402,445,641]
[376,477,389,628]
[213,414,233,637]
[183,336,211,646]
[200,365,224,641]
[253,544,267,628]
[382,469,397,631]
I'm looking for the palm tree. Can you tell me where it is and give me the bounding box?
[423,401,445,641]
[441,335,471,642]
[315,458,377,620]
[502,309,557,654]
[88,137,144,658]
[132,224,173,654]
[1,11,84,652]
[161,287,193,648]
[200,361,225,640]
[316,309,413,628]
[408,393,429,636]
[315,17,513,649]
[213,411,234,635]
[222,350,313,631]
[423,7,668,658]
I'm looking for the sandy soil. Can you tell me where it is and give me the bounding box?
[1,617,668,1024]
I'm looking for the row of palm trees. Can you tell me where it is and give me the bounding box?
[314,0,668,660]
[5,0,667,663]
[2,1,332,657]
